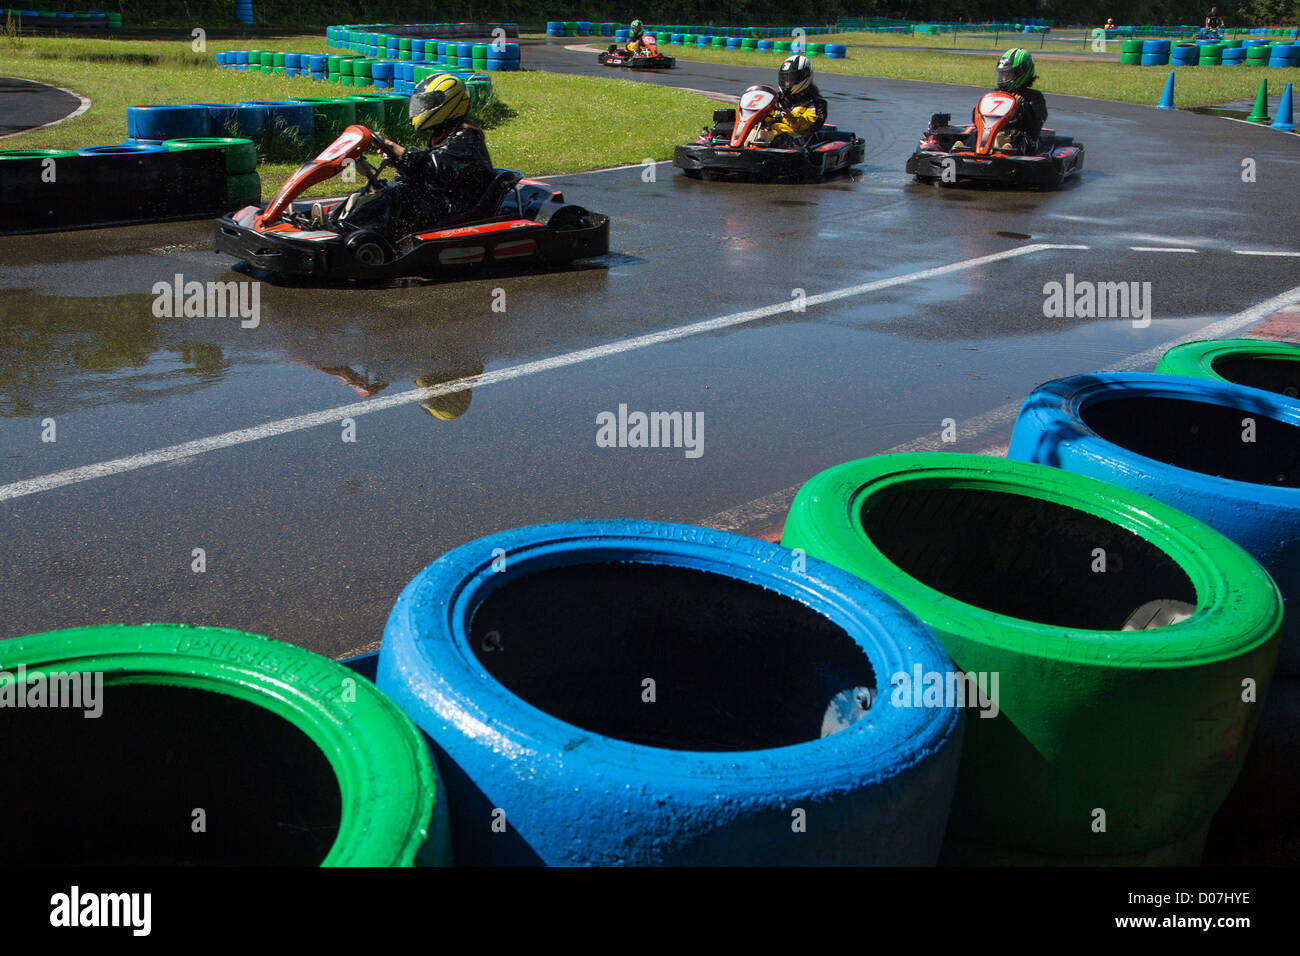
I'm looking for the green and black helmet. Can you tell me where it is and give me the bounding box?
[630,19,643,37]
[995,48,1035,92]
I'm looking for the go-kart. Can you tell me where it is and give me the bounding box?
[213,124,609,281]
[672,84,864,182]
[1194,27,1224,41]
[906,91,1084,188]
[598,34,675,69]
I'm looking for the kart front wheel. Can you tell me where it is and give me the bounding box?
[346,230,394,266]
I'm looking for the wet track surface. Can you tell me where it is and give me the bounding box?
[3,44,1299,654]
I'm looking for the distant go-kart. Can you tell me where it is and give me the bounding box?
[598,34,675,69]
[906,91,1084,188]
[213,124,609,281]
[673,84,865,183]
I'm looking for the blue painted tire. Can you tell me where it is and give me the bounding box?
[203,103,265,139]
[1008,372,1300,675]
[1140,53,1168,65]
[1143,39,1171,53]
[78,144,167,155]
[377,520,963,866]
[126,104,210,140]
[238,101,314,140]
[757,39,774,51]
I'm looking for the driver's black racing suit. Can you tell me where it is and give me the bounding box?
[996,88,1047,151]
[345,125,494,243]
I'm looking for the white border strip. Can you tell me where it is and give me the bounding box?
[0,243,1083,503]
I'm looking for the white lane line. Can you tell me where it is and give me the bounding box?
[1234,250,1300,257]
[0,243,1087,504]
[1130,246,1198,253]
[700,283,1300,534]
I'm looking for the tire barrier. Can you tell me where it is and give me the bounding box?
[1,143,252,234]
[1171,43,1200,66]
[1203,677,1300,864]
[126,104,210,141]
[346,94,386,131]
[377,521,964,866]
[291,96,357,139]
[1156,339,1300,399]
[238,100,314,143]
[782,452,1282,865]
[0,7,119,30]
[1007,372,1300,677]
[161,137,257,175]
[0,623,447,865]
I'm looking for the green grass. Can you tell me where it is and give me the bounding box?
[0,33,715,195]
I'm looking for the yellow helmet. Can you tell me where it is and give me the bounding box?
[409,72,471,134]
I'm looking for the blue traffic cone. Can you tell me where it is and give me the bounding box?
[1271,82,1296,131]
[1154,70,1176,110]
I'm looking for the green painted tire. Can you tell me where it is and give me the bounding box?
[0,148,78,160]
[774,40,791,53]
[345,95,386,129]
[161,137,257,174]
[781,452,1282,864]
[0,623,448,866]
[1156,338,1300,399]
[292,96,357,136]
[227,170,261,206]
[374,92,411,134]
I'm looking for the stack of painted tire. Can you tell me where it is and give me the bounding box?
[1198,42,1223,65]
[161,138,260,206]
[377,521,964,866]
[485,42,520,70]
[1,142,242,234]
[0,624,449,865]
[127,104,211,141]
[825,44,847,59]
[1008,361,1300,864]
[1269,44,1299,67]
[1120,38,1144,64]
[1223,46,1246,64]
[1008,371,1299,674]
[1246,42,1273,66]
[1141,39,1171,65]
[783,453,1282,865]
[1171,42,1199,65]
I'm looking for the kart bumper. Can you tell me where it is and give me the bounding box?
[213,211,336,277]
[907,145,1084,186]
[674,137,863,181]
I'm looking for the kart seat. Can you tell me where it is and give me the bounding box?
[440,170,523,228]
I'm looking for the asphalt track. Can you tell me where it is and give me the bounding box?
[0,76,84,136]
[2,43,1298,656]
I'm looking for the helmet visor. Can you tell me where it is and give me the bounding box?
[996,64,1020,88]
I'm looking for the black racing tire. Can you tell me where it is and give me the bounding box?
[346,229,395,266]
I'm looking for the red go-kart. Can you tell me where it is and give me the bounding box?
[906,90,1085,187]
[673,84,865,182]
[214,124,609,280]
[598,34,676,69]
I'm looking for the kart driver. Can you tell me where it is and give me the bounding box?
[762,54,828,143]
[1205,7,1225,31]
[322,72,494,242]
[989,48,1047,152]
[626,20,649,54]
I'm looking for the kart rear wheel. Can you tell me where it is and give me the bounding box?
[547,205,594,230]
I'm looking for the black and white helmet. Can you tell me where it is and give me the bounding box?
[779,54,813,96]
